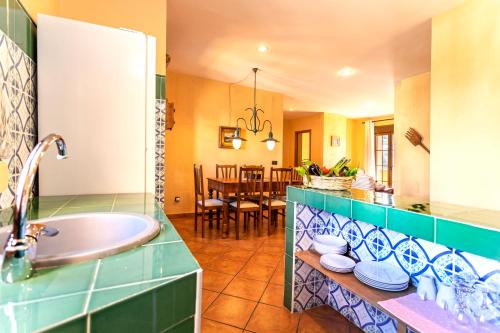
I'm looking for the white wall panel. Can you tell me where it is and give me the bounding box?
[37,15,155,195]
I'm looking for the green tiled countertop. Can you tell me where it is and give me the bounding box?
[0,194,201,332]
[287,186,500,261]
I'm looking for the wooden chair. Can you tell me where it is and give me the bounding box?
[291,167,302,183]
[216,164,237,178]
[194,164,223,237]
[228,166,265,240]
[263,167,292,235]
[215,164,237,200]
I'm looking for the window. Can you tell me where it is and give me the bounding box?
[374,125,394,186]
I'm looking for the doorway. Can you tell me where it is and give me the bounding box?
[374,125,394,186]
[295,130,311,166]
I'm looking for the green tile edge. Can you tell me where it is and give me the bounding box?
[437,219,500,261]
[156,74,166,100]
[387,208,435,242]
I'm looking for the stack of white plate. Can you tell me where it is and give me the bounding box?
[320,254,355,273]
[312,235,347,255]
[354,261,410,292]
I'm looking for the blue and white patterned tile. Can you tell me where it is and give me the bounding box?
[351,299,376,329]
[294,258,321,285]
[412,238,451,263]
[355,220,378,238]
[333,214,351,238]
[296,204,315,230]
[295,228,315,251]
[328,281,350,311]
[341,306,360,328]
[381,228,409,250]
[430,263,454,285]
[313,279,329,306]
[293,282,315,312]
[310,215,327,233]
[377,317,398,333]
[350,239,377,261]
[349,219,363,240]
[0,34,12,81]
[454,251,500,283]
[317,210,333,227]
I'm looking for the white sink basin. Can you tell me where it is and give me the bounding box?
[0,213,161,269]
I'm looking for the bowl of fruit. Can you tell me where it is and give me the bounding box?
[295,158,358,191]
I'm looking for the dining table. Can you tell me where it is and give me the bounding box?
[206,177,303,236]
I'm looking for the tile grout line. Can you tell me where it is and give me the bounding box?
[82,259,101,314]
[141,239,183,247]
[110,193,118,212]
[49,196,76,217]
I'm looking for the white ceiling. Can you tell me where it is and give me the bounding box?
[167,0,463,118]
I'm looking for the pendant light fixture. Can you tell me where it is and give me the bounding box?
[232,68,279,151]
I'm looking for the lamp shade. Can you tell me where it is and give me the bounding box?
[262,130,279,151]
[232,127,246,150]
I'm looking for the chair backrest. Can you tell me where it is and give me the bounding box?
[291,167,302,182]
[236,166,265,206]
[216,164,237,179]
[270,167,293,198]
[193,164,205,203]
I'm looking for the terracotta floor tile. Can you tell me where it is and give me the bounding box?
[298,312,349,333]
[207,259,245,275]
[198,244,232,256]
[262,238,285,247]
[201,289,219,313]
[269,266,285,285]
[223,249,255,262]
[201,319,243,333]
[260,283,284,307]
[203,269,234,292]
[246,303,300,333]
[238,263,276,282]
[305,305,343,319]
[259,245,284,254]
[248,252,280,267]
[204,294,257,329]
[194,253,217,269]
[223,276,267,301]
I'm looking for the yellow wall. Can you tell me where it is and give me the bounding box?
[20,0,167,75]
[19,0,59,19]
[323,113,348,167]
[282,113,324,167]
[394,72,430,198]
[430,0,500,209]
[165,71,284,214]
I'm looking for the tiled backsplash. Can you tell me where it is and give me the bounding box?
[0,26,37,211]
[285,202,500,331]
[155,74,166,205]
[0,0,37,60]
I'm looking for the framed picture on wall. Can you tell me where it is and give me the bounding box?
[331,135,341,147]
[219,126,244,149]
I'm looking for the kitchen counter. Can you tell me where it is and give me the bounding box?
[287,186,500,260]
[0,194,201,333]
[284,186,500,330]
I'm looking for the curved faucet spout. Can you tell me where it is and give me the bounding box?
[2,133,67,283]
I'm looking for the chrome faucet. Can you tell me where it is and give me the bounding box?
[1,133,67,283]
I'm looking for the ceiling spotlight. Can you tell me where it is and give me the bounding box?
[258,44,269,53]
[337,67,357,77]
